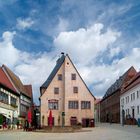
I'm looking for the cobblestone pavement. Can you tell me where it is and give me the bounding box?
[0,123,140,140]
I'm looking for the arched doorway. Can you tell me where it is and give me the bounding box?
[70,117,77,126]
[0,114,6,127]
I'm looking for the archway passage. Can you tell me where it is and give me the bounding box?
[0,114,6,125]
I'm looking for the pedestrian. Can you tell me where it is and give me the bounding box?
[2,121,6,130]
[17,120,19,129]
[24,120,29,131]
[109,113,113,125]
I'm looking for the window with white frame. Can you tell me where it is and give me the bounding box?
[48,100,58,110]
[137,106,139,114]
[133,93,135,100]
[68,101,78,109]
[131,94,133,101]
[0,91,8,104]
[126,109,127,115]
[121,98,124,105]
[137,91,140,99]
[11,96,17,106]
[126,96,129,104]
[81,101,91,109]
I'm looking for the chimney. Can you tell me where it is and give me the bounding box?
[61,52,64,55]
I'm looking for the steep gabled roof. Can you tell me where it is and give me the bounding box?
[95,99,101,105]
[122,72,140,94]
[40,54,65,89]
[0,67,17,93]
[40,53,95,99]
[24,85,33,99]
[66,54,96,99]
[103,66,137,99]
[2,65,31,98]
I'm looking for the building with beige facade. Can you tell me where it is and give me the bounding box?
[0,65,33,128]
[40,53,95,127]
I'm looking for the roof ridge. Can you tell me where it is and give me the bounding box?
[40,54,65,91]
[103,66,137,99]
[0,67,17,93]
[2,64,30,97]
[40,53,95,99]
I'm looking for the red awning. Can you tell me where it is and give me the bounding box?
[27,109,32,123]
[48,110,53,127]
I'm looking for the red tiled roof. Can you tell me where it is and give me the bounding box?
[2,65,32,98]
[122,72,140,93]
[95,99,101,105]
[0,67,17,93]
[24,85,33,98]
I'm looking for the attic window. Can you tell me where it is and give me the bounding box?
[54,87,59,94]
[71,74,76,80]
[73,87,78,93]
[67,62,69,65]
[58,74,62,81]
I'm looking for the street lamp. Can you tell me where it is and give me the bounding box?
[61,112,65,127]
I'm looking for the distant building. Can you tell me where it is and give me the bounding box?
[33,105,40,128]
[94,99,101,123]
[1,65,33,125]
[0,67,19,127]
[40,53,95,127]
[120,72,140,125]
[100,66,137,123]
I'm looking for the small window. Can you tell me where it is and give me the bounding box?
[11,96,17,106]
[68,101,78,109]
[133,93,135,100]
[137,91,139,99]
[48,101,58,110]
[137,106,139,114]
[131,94,133,101]
[128,109,129,114]
[71,74,76,80]
[54,88,59,94]
[81,101,91,109]
[73,87,78,93]
[58,74,62,81]
[128,96,129,103]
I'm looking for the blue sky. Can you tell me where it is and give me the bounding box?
[0,0,140,104]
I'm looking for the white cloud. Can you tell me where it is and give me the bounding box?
[1,23,140,103]
[54,23,140,98]
[0,31,56,103]
[109,47,121,58]
[54,23,121,64]
[0,31,19,67]
[56,18,69,34]
[79,47,140,98]
[16,17,34,30]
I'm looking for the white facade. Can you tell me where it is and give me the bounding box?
[120,83,140,124]
[0,87,19,123]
